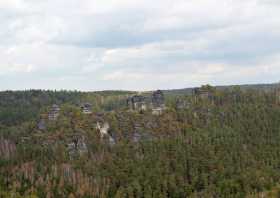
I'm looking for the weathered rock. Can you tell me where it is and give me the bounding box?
[176,98,190,110]
[152,90,165,108]
[37,119,46,130]
[127,95,148,111]
[0,138,16,159]
[193,86,215,101]
[67,135,88,159]
[48,104,60,121]
[275,88,280,104]
[81,103,92,114]
[96,122,116,145]
[151,90,166,115]
[132,132,155,143]
[96,122,110,138]
[127,90,166,114]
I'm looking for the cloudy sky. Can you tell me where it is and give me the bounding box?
[0,0,280,91]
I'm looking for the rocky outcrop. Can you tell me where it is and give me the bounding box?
[193,86,215,101]
[151,90,166,115]
[152,90,165,108]
[96,122,110,138]
[132,132,154,143]
[37,119,46,130]
[127,95,148,111]
[67,135,88,159]
[48,104,60,121]
[127,90,166,114]
[275,88,280,104]
[0,138,16,159]
[96,122,115,145]
[81,103,92,114]
[175,98,190,110]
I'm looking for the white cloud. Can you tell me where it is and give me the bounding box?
[0,63,34,75]
[0,0,25,10]
[0,0,280,90]
[103,71,145,81]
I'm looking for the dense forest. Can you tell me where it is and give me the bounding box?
[1,84,280,197]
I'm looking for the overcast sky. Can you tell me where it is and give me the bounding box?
[0,0,280,91]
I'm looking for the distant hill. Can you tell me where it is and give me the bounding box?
[162,83,280,96]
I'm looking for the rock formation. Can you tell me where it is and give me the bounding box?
[151,90,166,115]
[127,90,166,115]
[37,119,46,130]
[0,138,16,159]
[67,135,88,158]
[81,103,92,114]
[48,104,60,121]
[127,95,148,111]
[96,122,115,145]
[152,90,165,108]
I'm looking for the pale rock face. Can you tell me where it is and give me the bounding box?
[38,119,46,130]
[96,122,115,145]
[48,104,60,121]
[96,122,110,138]
[0,138,16,159]
[67,136,88,159]
[152,108,164,115]
[140,104,147,111]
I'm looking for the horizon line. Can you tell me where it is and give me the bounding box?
[0,82,279,93]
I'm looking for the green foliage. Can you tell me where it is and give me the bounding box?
[1,87,280,197]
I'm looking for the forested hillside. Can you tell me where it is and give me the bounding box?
[1,85,280,197]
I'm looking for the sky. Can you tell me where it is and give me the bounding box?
[0,0,280,91]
